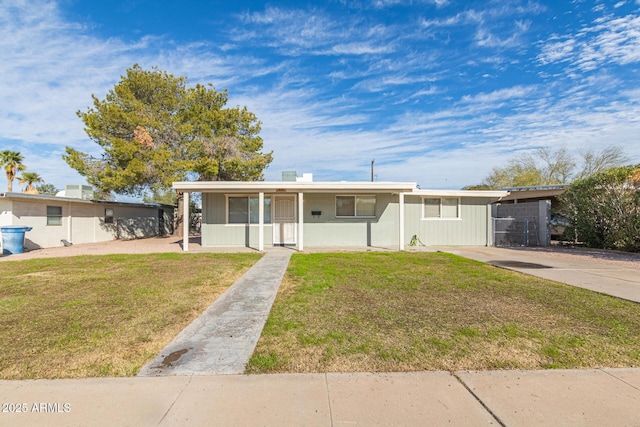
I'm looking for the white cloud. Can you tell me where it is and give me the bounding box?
[420,8,490,30]
[475,19,531,48]
[537,12,640,72]
[236,6,345,51]
[460,86,536,104]
[0,2,137,151]
[0,0,638,193]
[370,0,449,9]
[329,42,394,55]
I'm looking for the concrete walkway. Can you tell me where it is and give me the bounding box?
[1,368,640,426]
[138,249,292,376]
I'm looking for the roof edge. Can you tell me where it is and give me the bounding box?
[172,181,508,198]
[173,181,418,192]
[0,192,174,208]
[411,189,509,198]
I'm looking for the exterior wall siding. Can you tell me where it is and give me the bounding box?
[302,193,398,246]
[0,199,14,226]
[9,199,68,249]
[404,196,492,246]
[201,192,494,248]
[0,197,173,250]
[202,193,274,247]
[113,205,161,239]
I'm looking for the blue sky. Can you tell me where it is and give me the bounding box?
[1,0,639,195]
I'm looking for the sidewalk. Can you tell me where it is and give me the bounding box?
[1,368,639,426]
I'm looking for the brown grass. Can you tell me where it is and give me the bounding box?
[0,252,261,379]
[247,252,640,373]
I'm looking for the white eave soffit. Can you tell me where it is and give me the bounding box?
[172,181,418,193]
[172,181,509,198]
[411,189,509,198]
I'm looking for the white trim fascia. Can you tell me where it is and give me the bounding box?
[411,189,509,198]
[173,182,508,199]
[173,181,417,193]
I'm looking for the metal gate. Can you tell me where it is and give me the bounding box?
[493,218,540,247]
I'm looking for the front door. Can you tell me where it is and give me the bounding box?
[273,195,296,245]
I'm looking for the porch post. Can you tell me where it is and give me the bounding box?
[298,192,304,251]
[258,191,264,251]
[399,192,405,251]
[183,191,189,252]
[67,202,72,243]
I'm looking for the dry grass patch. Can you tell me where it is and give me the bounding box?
[247,252,640,373]
[0,252,261,379]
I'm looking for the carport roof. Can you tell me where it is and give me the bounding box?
[500,185,567,202]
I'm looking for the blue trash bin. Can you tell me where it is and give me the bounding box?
[1,226,33,255]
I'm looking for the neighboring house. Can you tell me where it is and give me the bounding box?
[0,186,174,251]
[173,174,508,251]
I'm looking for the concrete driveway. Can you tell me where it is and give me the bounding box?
[437,246,640,303]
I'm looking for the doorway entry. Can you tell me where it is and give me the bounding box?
[273,195,296,245]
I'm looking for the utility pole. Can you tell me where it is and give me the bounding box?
[371,159,374,182]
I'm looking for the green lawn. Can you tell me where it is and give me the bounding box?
[0,252,261,379]
[247,252,640,373]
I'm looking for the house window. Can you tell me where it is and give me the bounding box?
[423,198,460,219]
[228,196,271,224]
[47,205,62,226]
[105,208,114,224]
[336,196,376,217]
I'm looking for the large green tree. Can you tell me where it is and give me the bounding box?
[65,65,273,235]
[0,150,26,192]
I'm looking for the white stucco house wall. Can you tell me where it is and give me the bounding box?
[0,188,174,252]
[173,175,508,252]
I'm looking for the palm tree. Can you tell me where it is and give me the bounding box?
[18,172,44,194]
[0,150,26,192]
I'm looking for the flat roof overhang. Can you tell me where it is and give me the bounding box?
[411,189,509,198]
[0,192,172,208]
[500,188,565,202]
[172,181,418,194]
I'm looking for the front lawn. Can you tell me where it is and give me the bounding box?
[247,252,640,373]
[0,252,261,379]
